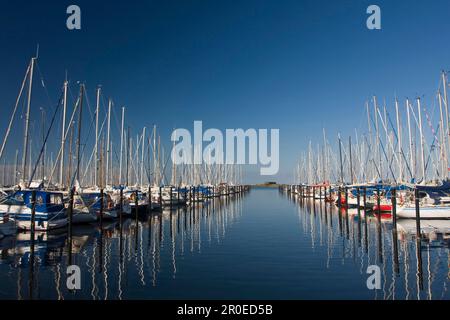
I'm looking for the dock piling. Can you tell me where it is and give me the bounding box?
[415,188,421,239]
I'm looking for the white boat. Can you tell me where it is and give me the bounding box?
[396,205,450,219]
[396,184,450,219]
[0,190,68,231]
[151,186,186,207]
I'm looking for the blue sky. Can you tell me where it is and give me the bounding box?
[0,0,449,183]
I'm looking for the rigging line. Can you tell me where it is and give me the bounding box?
[0,63,30,162]
[386,107,414,179]
[364,135,381,181]
[423,123,441,178]
[35,61,55,112]
[80,114,108,185]
[47,95,80,185]
[28,92,64,186]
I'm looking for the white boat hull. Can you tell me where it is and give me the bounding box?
[396,205,450,219]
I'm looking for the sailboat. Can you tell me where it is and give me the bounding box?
[0,189,68,231]
[396,183,450,219]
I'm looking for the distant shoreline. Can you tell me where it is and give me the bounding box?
[252,183,279,188]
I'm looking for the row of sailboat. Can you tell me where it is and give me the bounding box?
[0,54,247,235]
[289,71,450,220]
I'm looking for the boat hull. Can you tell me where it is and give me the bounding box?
[396,206,450,219]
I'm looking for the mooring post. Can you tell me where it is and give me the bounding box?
[99,188,104,226]
[391,189,397,230]
[415,187,421,239]
[159,186,163,208]
[148,186,152,213]
[377,187,381,222]
[391,188,400,274]
[30,190,37,236]
[135,190,139,219]
[356,187,361,216]
[29,189,37,300]
[363,187,368,253]
[170,186,173,209]
[363,187,367,212]
[357,187,361,245]
[120,187,123,219]
[345,186,348,210]
[68,188,74,240]
[338,186,342,210]
[67,187,74,265]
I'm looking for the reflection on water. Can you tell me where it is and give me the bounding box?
[287,191,449,300]
[0,188,448,300]
[0,194,243,300]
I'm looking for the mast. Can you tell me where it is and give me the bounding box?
[59,79,68,187]
[395,98,402,183]
[373,96,382,181]
[94,86,101,187]
[119,106,125,186]
[67,122,74,187]
[338,135,344,185]
[438,91,447,180]
[76,84,84,183]
[140,127,146,187]
[406,99,414,181]
[106,99,112,186]
[417,98,426,183]
[349,136,354,184]
[14,149,19,185]
[153,125,157,186]
[126,126,130,186]
[21,57,36,186]
[442,71,449,179]
[172,129,176,185]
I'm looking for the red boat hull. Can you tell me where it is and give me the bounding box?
[373,204,392,213]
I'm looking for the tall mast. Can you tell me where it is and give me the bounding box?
[94,86,101,187]
[349,136,354,184]
[119,106,125,185]
[373,96,382,181]
[158,135,161,186]
[153,125,157,186]
[442,71,449,179]
[59,79,68,187]
[417,98,426,183]
[172,129,176,185]
[438,91,447,180]
[140,127,146,187]
[41,108,45,180]
[126,126,130,186]
[406,99,414,181]
[338,135,344,185]
[106,99,112,186]
[21,57,36,185]
[76,84,84,183]
[14,149,19,185]
[395,98,402,183]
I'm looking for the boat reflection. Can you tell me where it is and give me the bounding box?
[0,191,246,299]
[284,190,449,300]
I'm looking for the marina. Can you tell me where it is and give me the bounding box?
[0,1,449,305]
[0,187,448,300]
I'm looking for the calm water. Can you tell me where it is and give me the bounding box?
[0,188,448,300]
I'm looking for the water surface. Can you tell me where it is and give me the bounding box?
[0,188,448,300]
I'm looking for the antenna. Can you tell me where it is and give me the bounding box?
[35,44,40,59]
